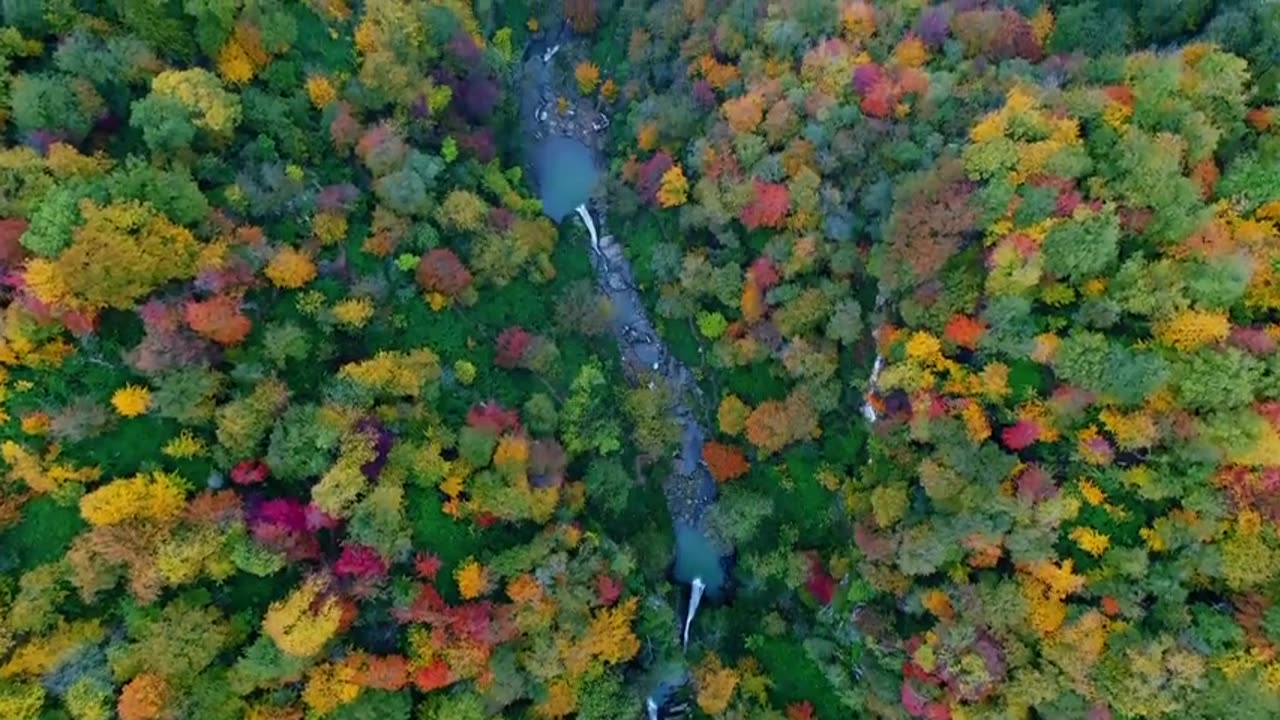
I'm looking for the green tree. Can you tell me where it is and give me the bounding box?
[266,406,342,482]
[623,382,681,457]
[561,359,622,456]
[107,598,232,682]
[585,457,632,519]
[1041,211,1119,283]
[523,393,559,436]
[130,93,197,155]
[10,73,99,140]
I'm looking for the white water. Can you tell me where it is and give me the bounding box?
[682,576,705,649]
[576,203,599,255]
[861,293,887,422]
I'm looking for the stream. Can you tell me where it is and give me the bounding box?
[518,25,726,707]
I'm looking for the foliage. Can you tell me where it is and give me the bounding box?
[1,2,1276,720]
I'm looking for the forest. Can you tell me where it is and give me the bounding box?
[0,0,1278,719]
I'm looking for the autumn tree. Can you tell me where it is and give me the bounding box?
[575,62,600,94]
[694,653,739,715]
[24,200,200,311]
[117,674,170,720]
[739,181,789,229]
[565,0,599,33]
[658,165,689,208]
[185,295,252,346]
[416,248,473,297]
[702,441,750,482]
[148,69,241,137]
[263,578,343,658]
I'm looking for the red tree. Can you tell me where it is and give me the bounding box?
[0,218,28,267]
[564,0,599,33]
[231,460,269,485]
[943,315,985,349]
[637,152,675,205]
[413,659,453,691]
[1001,419,1040,451]
[595,573,622,606]
[748,256,780,289]
[702,441,750,482]
[466,401,521,434]
[335,544,388,579]
[414,552,442,580]
[495,326,533,368]
[416,248,473,296]
[740,181,790,230]
[184,295,251,346]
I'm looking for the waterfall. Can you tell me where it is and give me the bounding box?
[576,203,600,255]
[861,353,884,422]
[861,293,887,423]
[683,576,705,649]
[646,697,659,720]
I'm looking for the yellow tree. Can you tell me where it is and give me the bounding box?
[150,69,242,136]
[79,472,186,527]
[582,597,640,665]
[455,559,492,600]
[263,578,343,658]
[28,200,199,311]
[574,62,600,95]
[694,653,739,715]
[657,165,689,208]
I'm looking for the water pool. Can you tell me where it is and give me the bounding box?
[532,135,599,222]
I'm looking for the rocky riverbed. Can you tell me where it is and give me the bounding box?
[518,30,718,532]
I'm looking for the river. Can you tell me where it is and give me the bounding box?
[518,28,725,598]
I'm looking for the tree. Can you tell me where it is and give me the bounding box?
[722,92,764,134]
[27,199,200,311]
[263,578,343,658]
[657,165,689,208]
[437,189,489,232]
[718,395,750,436]
[702,441,749,482]
[1041,211,1120,283]
[555,280,612,337]
[130,93,197,154]
[185,295,252,346]
[265,247,316,289]
[117,674,169,720]
[565,0,599,33]
[745,399,791,454]
[739,180,789,229]
[455,559,491,599]
[585,457,631,518]
[575,62,600,94]
[495,326,533,368]
[329,690,411,720]
[107,599,231,681]
[623,383,680,457]
[19,188,79,258]
[744,392,819,454]
[10,72,100,141]
[79,471,186,526]
[636,152,674,204]
[561,360,622,456]
[416,248,472,297]
[694,654,739,715]
[148,69,241,136]
[944,315,985,349]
